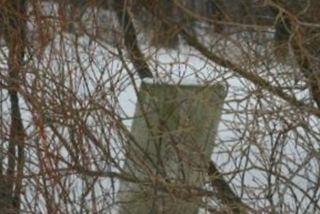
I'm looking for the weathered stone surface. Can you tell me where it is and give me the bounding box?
[118,82,226,214]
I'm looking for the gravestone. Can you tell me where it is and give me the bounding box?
[118,81,227,214]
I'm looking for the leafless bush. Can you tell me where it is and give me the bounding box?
[0,0,320,213]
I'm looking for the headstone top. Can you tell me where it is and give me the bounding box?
[142,77,227,89]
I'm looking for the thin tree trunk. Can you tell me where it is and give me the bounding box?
[1,0,27,213]
[208,161,250,213]
[112,0,153,79]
